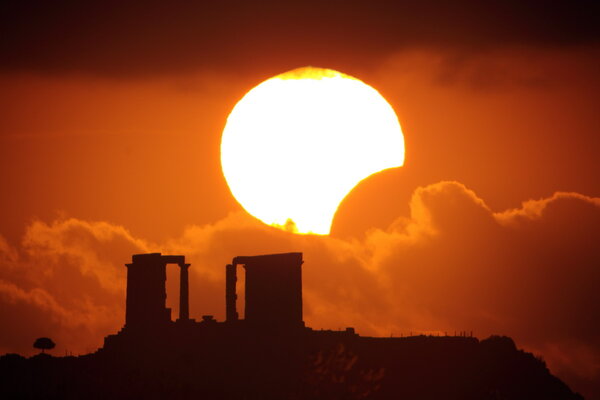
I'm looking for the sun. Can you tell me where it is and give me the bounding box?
[221,67,405,234]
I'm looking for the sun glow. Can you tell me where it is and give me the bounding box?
[221,67,405,234]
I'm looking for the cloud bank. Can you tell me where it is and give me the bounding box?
[2,1,598,77]
[1,182,598,396]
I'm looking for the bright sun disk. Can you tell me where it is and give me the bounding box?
[221,67,405,234]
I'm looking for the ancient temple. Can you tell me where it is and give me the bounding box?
[104,251,309,351]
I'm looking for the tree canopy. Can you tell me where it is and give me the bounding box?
[33,337,55,353]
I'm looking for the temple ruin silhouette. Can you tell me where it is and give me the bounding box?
[108,252,305,340]
[103,251,322,357]
[124,254,191,328]
[0,251,584,399]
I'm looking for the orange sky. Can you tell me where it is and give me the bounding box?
[1,1,599,397]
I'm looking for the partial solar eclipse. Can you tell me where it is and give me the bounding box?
[221,67,405,234]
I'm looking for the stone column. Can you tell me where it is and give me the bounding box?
[226,264,238,322]
[179,263,191,321]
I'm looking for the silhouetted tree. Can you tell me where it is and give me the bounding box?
[33,337,55,354]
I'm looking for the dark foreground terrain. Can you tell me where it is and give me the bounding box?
[0,328,583,400]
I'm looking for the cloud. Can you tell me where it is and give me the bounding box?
[0,219,150,355]
[1,1,598,77]
[366,182,600,396]
[0,182,598,396]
